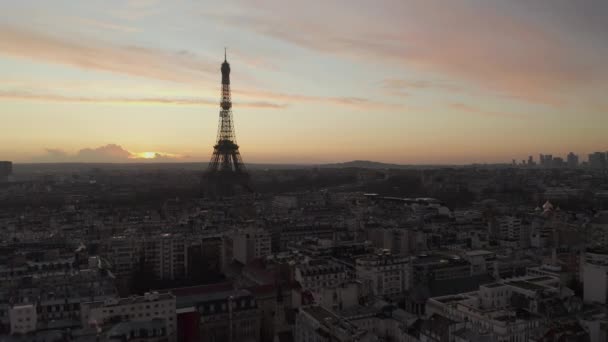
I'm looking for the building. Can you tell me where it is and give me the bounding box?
[526,264,572,286]
[495,216,529,247]
[412,253,472,284]
[367,227,420,255]
[176,289,260,342]
[589,152,607,169]
[271,195,299,214]
[143,233,188,280]
[582,248,608,304]
[566,152,579,168]
[527,156,535,166]
[463,250,496,276]
[295,260,348,293]
[419,313,466,342]
[277,224,343,251]
[187,235,223,283]
[106,318,170,342]
[106,235,142,277]
[425,276,564,342]
[81,292,177,340]
[356,251,411,297]
[233,228,272,265]
[9,304,37,334]
[295,306,371,342]
[540,154,553,168]
[0,161,11,183]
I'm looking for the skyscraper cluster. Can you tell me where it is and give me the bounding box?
[588,151,608,169]
[517,152,608,169]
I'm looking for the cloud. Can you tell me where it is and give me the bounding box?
[76,144,133,162]
[0,90,286,109]
[217,0,608,105]
[0,25,393,110]
[448,103,527,120]
[44,148,69,159]
[0,25,216,84]
[235,89,403,110]
[380,79,462,96]
[34,144,188,163]
[33,148,72,162]
[72,18,140,33]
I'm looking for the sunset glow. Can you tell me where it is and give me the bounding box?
[137,152,158,160]
[0,1,607,164]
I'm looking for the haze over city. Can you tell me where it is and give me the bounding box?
[5,2,608,342]
[1,0,607,165]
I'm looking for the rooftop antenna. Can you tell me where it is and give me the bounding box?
[224,47,227,61]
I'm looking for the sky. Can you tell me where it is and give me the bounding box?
[1,0,607,164]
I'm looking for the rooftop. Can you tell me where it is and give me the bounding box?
[506,280,546,292]
[175,289,252,309]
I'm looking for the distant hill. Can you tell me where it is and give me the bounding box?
[12,160,502,174]
[319,160,409,169]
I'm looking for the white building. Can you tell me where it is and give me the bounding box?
[295,260,348,294]
[426,275,564,342]
[81,292,176,340]
[9,304,37,334]
[233,227,272,264]
[356,251,410,297]
[583,249,608,304]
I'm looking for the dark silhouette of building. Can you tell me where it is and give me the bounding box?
[0,161,12,183]
[567,152,579,168]
[589,152,607,169]
[203,50,251,197]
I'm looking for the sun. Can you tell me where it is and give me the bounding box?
[138,152,157,159]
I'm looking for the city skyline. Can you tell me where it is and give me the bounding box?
[1,0,608,164]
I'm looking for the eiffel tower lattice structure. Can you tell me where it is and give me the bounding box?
[203,50,251,197]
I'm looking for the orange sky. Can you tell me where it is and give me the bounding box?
[1,0,607,164]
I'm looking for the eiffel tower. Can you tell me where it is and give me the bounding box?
[203,50,251,197]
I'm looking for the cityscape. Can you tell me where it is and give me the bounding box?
[2,1,608,342]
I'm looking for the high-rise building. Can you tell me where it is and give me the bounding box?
[528,156,534,166]
[553,157,564,167]
[544,154,553,167]
[0,161,12,182]
[582,249,608,304]
[232,227,272,264]
[589,152,607,169]
[567,152,579,168]
[142,233,188,281]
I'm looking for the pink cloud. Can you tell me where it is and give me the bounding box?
[0,25,216,84]
[235,89,403,110]
[221,0,606,105]
[448,102,528,120]
[0,90,286,109]
[0,24,396,110]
